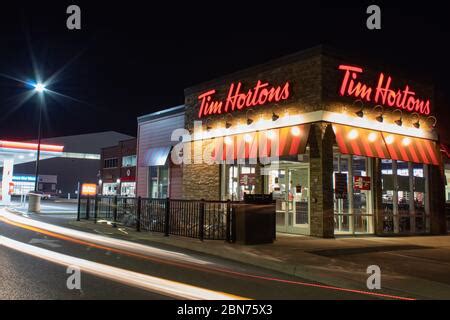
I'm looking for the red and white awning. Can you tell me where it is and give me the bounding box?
[211,124,311,162]
[332,124,440,165]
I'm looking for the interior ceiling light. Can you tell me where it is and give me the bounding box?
[348,129,359,140]
[402,137,411,146]
[291,126,301,136]
[368,132,377,142]
[385,135,394,145]
[266,130,276,140]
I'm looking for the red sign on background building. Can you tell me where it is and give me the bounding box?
[353,176,371,190]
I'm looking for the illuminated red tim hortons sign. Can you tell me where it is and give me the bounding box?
[338,64,431,115]
[197,80,291,118]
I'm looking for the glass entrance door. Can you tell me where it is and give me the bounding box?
[287,167,309,229]
[267,163,310,235]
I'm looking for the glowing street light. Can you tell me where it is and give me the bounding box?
[34,82,46,93]
[32,81,47,191]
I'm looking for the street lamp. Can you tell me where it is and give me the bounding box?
[33,82,46,192]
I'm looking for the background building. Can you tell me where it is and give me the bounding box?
[11,131,133,198]
[100,138,137,196]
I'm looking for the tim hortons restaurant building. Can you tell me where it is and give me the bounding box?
[136,47,448,238]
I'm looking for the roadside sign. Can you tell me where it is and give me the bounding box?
[81,183,96,196]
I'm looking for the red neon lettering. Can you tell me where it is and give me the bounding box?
[198,90,223,118]
[198,80,291,118]
[338,64,431,115]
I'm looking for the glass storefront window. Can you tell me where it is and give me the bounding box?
[121,182,136,197]
[122,155,137,167]
[224,164,256,201]
[103,183,118,195]
[333,151,374,235]
[445,168,450,202]
[381,160,429,234]
[148,164,169,198]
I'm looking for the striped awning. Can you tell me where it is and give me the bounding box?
[382,132,440,165]
[332,124,389,159]
[212,124,310,162]
[332,124,440,165]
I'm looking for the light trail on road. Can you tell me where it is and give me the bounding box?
[0,235,245,300]
[0,209,416,300]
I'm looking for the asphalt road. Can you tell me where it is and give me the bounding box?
[0,203,392,300]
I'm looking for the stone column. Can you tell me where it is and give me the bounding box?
[308,122,335,238]
[429,164,446,234]
[372,158,384,235]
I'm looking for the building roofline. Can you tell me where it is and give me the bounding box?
[137,105,185,123]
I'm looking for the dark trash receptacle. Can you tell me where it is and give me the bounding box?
[233,194,276,245]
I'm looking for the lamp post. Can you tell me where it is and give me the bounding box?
[33,82,46,192]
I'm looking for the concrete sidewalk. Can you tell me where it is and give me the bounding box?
[58,218,450,300]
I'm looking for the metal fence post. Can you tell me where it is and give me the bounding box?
[226,199,231,243]
[76,183,81,221]
[86,195,91,220]
[136,196,142,232]
[112,195,118,228]
[199,199,205,241]
[94,194,99,224]
[164,197,170,236]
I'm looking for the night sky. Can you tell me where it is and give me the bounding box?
[0,1,449,143]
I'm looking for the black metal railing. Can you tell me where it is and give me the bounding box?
[77,195,237,242]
